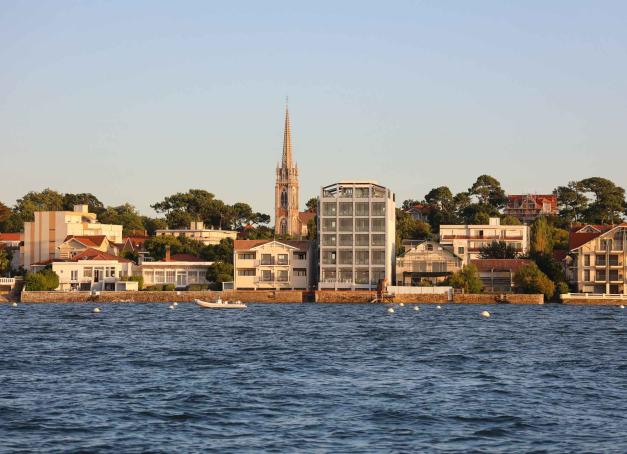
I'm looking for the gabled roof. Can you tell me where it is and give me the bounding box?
[234,239,311,251]
[471,259,532,272]
[568,224,627,251]
[298,211,316,225]
[62,235,108,248]
[167,253,204,262]
[73,248,131,263]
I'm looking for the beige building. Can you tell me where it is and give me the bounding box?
[566,224,627,294]
[155,221,237,246]
[439,217,530,265]
[48,249,136,291]
[233,239,313,290]
[396,240,462,286]
[23,205,123,269]
[139,250,214,289]
[318,181,396,290]
[471,259,532,293]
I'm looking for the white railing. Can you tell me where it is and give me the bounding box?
[0,278,16,286]
[561,293,627,300]
[388,286,452,295]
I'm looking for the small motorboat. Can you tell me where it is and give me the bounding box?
[194,298,247,309]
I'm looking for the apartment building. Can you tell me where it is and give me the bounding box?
[233,239,313,290]
[318,181,396,290]
[504,194,558,224]
[439,217,530,265]
[23,205,123,269]
[155,221,237,246]
[566,224,627,294]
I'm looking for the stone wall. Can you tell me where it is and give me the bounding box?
[314,291,450,303]
[20,290,304,304]
[562,298,626,306]
[452,293,544,304]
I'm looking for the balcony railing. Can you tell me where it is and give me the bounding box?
[441,235,524,241]
[258,258,290,266]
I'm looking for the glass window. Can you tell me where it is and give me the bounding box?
[261,270,272,281]
[277,254,288,265]
[355,202,369,216]
[355,270,369,284]
[155,271,165,284]
[339,268,353,282]
[339,250,353,265]
[372,187,386,198]
[261,254,273,265]
[355,250,369,265]
[322,268,336,281]
[596,255,606,266]
[322,234,336,246]
[609,255,619,266]
[339,218,353,232]
[458,247,465,255]
[372,250,385,265]
[83,267,93,278]
[355,219,369,232]
[339,234,353,246]
[294,252,307,260]
[238,269,255,276]
[609,270,619,281]
[294,269,307,277]
[339,202,353,216]
[584,255,590,266]
[166,270,175,283]
[277,270,288,282]
[322,218,337,231]
[371,234,385,246]
[371,202,385,216]
[584,269,590,282]
[239,253,255,260]
[371,268,386,284]
[354,187,369,198]
[322,250,337,265]
[71,270,78,281]
[371,218,385,232]
[597,270,606,281]
[355,234,369,246]
[339,187,353,198]
[322,202,337,216]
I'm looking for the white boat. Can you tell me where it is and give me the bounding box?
[194,298,247,309]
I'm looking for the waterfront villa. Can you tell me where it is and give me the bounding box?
[395,240,462,286]
[565,224,627,294]
[439,218,530,265]
[155,221,237,246]
[57,235,115,259]
[471,258,532,293]
[504,194,558,224]
[139,248,213,289]
[233,239,313,290]
[22,205,123,269]
[318,181,396,290]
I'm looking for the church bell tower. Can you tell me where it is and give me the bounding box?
[275,104,300,237]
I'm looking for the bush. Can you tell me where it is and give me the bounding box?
[556,281,570,295]
[186,284,209,291]
[144,284,164,291]
[24,269,60,291]
[449,264,483,293]
[121,275,144,290]
[514,263,555,300]
[163,284,175,291]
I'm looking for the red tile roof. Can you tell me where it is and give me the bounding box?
[63,235,107,247]
[471,259,532,272]
[298,211,316,225]
[167,253,204,262]
[568,225,615,250]
[73,248,131,263]
[0,233,20,242]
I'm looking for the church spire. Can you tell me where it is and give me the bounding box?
[282,102,292,169]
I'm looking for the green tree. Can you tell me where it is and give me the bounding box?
[468,175,508,209]
[556,181,588,225]
[306,217,317,240]
[206,262,234,290]
[0,202,11,225]
[305,197,318,213]
[401,199,420,210]
[530,252,566,285]
[0,247,11,276]
[152,189,227,228]
[531,217,553,254]
[62,193,105,214]
[141,216,167,236]
[98,204,145,235]
[144,235,204,260]
[579,177,626,224]
[396,209,431,255]
[514,263,555,300]
[500,215,522,225]
[201,238,234,264]
[24,269,59,291]
[449,264,483,293]
[14,189,64,223]
[479,241,520,259]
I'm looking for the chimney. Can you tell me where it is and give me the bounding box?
[165,245,171,262]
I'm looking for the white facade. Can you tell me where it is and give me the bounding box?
[140,260,214,288]
[439,218,530,265]
[318,181,396,290]
[155,221,237,246]
[233,240,313,290]
[52,259,136,291]
[22,205,123,268]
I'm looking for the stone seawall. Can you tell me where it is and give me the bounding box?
[20,290,304,304]
[452,293,544,304]
[562,298,626,306]
[314,291,449,303]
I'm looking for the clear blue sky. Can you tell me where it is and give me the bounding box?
[1,1,627,220]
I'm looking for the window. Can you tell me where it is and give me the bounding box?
[355,250,369,265]
[372,250,385,265]
[355,219,369,232]
[339,268,352,282]
[339,250,353,265]
[584,270,591,282]
[277,254,289,265]
[426,244,434,251]
[371,234,385,246]
[71,270,78,281]
[322,218,337,231]
[373,187,386,198]
[105,267,115,278]
[261,270,272,281]
[294,269,307,277]
[322,202,337,216]
[261,254,273,265]
[280,218,288,235]
[355,234,369,246]
[355,270,369,284]
[339,234,353,246]
[458,247,465,255]
[339,187,353,198]
[294,252,306,260]
[371,268,386,284]
[584,255,591,266]
[596,255,606,266]
[322,234,336,246]
[339,202,353,216]
[166,270,175,283]
[355,202,369,216]
[277,270,288,282]
[155,271,165,284]
[188,271,199,284]
[371,202,385,216]
[281,188,288,209]
[238,269,255,276]
[609,255,619,266]
[322,250,337,265]
[83,267,93,278]
[609,270,619,281]
[597,270,606,281]
[339,218,353,232]
[355,187,369,198]
[239,253,255,260]
[322,268,337,281]
[371,219,385,232]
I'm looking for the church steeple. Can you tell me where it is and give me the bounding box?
[282,103,293,169]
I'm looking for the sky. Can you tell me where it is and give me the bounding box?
[1,1,627,221]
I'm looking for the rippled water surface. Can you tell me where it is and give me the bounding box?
[1,302,627,453]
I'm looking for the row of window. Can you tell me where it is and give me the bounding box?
[321,268,386,284]
[582,269,624,282]
[321,202,387,217]
[238,252,307,261]
[583,254,622,266]
[238,268,307,278]
[321,234,386,247]
[321,250,386,266]
[322,186,387,199]
[143,270,204,284]
[321,218,386,232]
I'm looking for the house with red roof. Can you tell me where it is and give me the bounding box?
[565,224,627,294]
[504,194,557,224]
